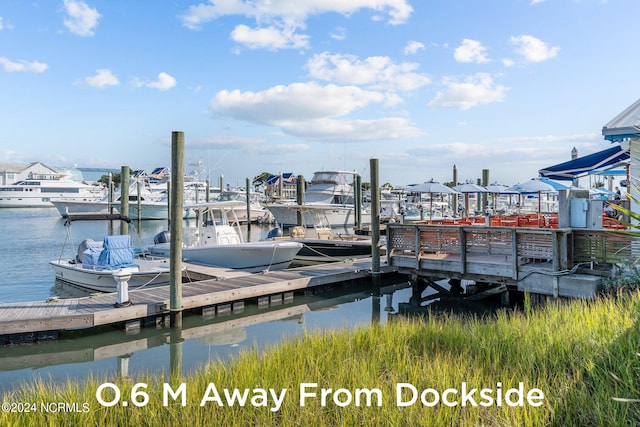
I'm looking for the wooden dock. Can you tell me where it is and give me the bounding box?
[0,260,395,344]
[386,223,634,301]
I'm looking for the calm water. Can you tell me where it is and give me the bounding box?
[0,208,415,393]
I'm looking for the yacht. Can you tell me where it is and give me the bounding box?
[0,171,106,208]
[265,170,367,228]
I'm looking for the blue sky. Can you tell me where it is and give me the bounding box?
[1,0,639,187]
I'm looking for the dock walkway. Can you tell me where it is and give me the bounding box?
[0,260,392,343]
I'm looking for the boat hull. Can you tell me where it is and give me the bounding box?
[50,258,171,292]
[291,238,372,265]
[149,241,302,272]
[266,204,360,228]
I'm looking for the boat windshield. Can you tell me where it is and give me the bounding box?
[311,172,352,185]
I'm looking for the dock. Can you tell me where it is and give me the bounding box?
[0,260,395,344]
[386,223,634,305]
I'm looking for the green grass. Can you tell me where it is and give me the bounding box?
[2,293,640,426]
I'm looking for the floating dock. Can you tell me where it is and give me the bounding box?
[0,260,395,344]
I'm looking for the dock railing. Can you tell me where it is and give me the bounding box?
[387,224,638,281]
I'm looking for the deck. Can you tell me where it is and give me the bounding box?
[0,260,394,343]
[386,223,636,299]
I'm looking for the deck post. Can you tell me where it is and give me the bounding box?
[120,166,129,235]
[370,159,381,274]
[170,131,185,327]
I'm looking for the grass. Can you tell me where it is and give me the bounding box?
[2,292,640,426]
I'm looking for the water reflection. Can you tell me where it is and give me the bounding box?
[0,278,412,393]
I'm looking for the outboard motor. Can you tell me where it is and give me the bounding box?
[266,227,283,240]
[153,230,171,244]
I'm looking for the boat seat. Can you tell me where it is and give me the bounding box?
[316,229,333,240]
[290,226,306,238]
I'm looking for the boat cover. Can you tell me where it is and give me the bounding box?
[96,235,135,268]
[80,240,104,268]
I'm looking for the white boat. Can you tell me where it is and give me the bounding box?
[0,170,106,208]
[267,210,374,265]
[265,171,368,228]
[49,214,173,292]
[51,197,110,216]
[204,189,271,224]
[148,205,302,272]
[52,178,196,219]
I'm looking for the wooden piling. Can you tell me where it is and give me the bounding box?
[120,166,129,235]
[170,131,185,327]
[370,159,381,275]
[136,180,142,222]
[355,174,362,230]
[246,177,251,228]
[297,175,304,226]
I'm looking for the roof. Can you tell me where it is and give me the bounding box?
[266,173,295,185]
[0,161,57,174]
[602,97,640,141]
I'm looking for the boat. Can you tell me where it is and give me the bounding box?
[0,170,106,208]
[204,189,271,224]
[49,214,174,292]
[265,170,367,228]
[52,178,197,219]
[148,204,302,272]
[266,209,375,265]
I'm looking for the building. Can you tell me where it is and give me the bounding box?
[0,162,61,185]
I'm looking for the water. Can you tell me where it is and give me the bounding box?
[0,208,415,393]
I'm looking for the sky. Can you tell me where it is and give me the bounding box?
[2,0,640,188]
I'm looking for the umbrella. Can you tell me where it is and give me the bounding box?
[485,183,518,194]
[453,183,489,217]
[508,178,557,214]
[408,179,459,220]
[485,182,518,214]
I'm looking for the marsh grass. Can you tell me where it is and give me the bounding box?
[2,293,640,426]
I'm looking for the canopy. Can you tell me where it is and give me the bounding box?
[509,178,558,194]
[538,144,629,181]
[408,180,459,194]
[453,183,488,193]
[602,97,640,141]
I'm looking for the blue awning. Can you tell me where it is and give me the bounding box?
[538,145,629,180]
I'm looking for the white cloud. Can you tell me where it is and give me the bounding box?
[0,17,13,31]
[454,39,490,64]
[306,52,430,91]
[181,0,412,50]
[181,0,413,29]
[428,73,507,110]
[63,0,101,37]
[84,69,119,88]
[0,57,48,73]
[210,81,423,141]
[530,0,546,4]
[231,24,310,50]
[330,26,347,41]
[510,35,559,63]
[131,72,177,90]
[403,40,425,55]
[147,72,177,91]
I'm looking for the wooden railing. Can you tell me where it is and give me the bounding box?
[387,224,637,280]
